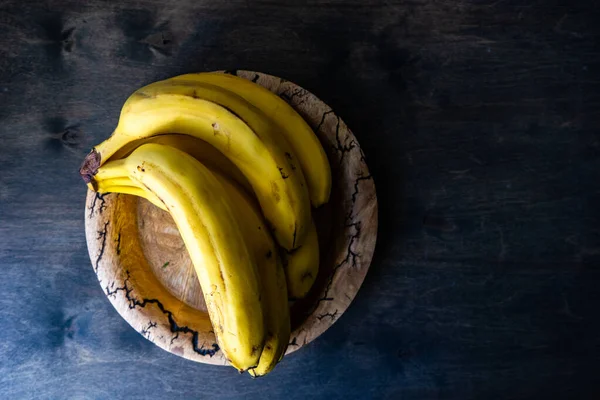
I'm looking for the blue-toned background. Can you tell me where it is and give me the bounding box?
[1,0,599,398]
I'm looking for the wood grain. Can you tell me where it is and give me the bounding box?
[85,71,378,364]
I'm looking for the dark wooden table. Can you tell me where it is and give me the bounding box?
[1,0,599,398]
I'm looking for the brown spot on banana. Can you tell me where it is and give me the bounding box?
[292,225,298,249]
[301,271,314,281]
[135,91,153,99]
[270,181,280,203]
[211,122,220,135]
[278,167,289,179]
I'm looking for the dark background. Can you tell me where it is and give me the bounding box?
[1,0,599,399]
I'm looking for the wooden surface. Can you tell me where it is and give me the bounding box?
[1,0,599,398]
[84,71,377,364]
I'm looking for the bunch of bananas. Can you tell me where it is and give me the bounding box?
[80,73,331,376]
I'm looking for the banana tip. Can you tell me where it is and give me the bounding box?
[80,149,101,184]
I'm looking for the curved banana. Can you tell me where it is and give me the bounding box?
[215,175,289,377]
[94,166,290,376]
[282,220,320,299]
[168,72,332,207]
[96,143,265,371]
[109,134,251,194]
[81,89,310,250]
[101,134,320,300]
[136,80,305,190]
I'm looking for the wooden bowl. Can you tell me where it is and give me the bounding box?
[85,70,378,365]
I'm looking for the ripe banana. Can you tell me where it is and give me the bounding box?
[136,79,305,189]
[134,80,311,247]
[215,175,290,377]
[109,135,251,193]
[102,133,320,300]
[81,86,310,250]
[282,220,320,299]
[94,164,290,376]
[168,72,332,207]
[95,143,265,371]
[81,72,332,375]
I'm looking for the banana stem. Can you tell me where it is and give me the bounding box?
[80,131,132,183]
[80,149,101,184]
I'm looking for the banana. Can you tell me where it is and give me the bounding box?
[215,175,289,377]
[94,165,290,376]
[81,88,309,250]
[95,176,131,187]
[136,80,304,189]
[282,220,320,299]
[81,72,333,375]
[168,72,332,207]
[109,134,251,193]
[134,80,311,247]
[95,143,265,371]
[102,133,319,300]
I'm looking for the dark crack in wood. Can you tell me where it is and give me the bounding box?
[94,221,109,273]
[351,174,373,205]
[315,109,335,133]
[115,231,122,256]
[345,174,374,224]
[318,220,362,305]
[280,88,308,105]
[88,192,108,218]
[317,309,338,321]
[170,332,179,345]
[105,271,220,357]
[332,115,356,163]
[140,321,157,339]
[343,222,361,269]
[359,146,367,163]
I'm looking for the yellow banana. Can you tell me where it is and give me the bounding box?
[95,143,265,371]
[168,72,332,207]
[94,166,290,376]
[133,81,311,248]
[109,134,251,193]
[95,176,131,187]
[136,80,305,191]
[102,133,319,300]
[81,89,309,250]
[282,220,320,299]
[211,175,289,377]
